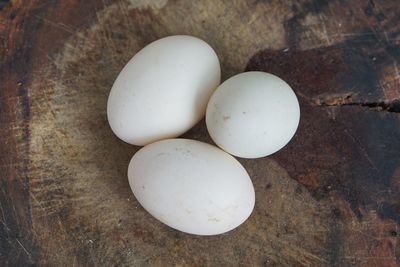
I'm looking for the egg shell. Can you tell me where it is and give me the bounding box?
[128,139,255,235]
[206,71,300,158]
[107,35,221,145]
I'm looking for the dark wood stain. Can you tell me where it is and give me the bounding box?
[377,202,400,224]
[0,0,44,265]
[246,2,400,263]
[246,41,400,218]
[0,1,114,266]
[0,0,9,10]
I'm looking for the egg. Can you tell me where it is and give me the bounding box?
[128,139,255,235]
[206,71,300,158]
[107,35,221,145]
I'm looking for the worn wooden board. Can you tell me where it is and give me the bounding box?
[0,0,399,266]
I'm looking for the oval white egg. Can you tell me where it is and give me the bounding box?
[107,35,221,145]
[128,139,255,235]
[206,71,300,158]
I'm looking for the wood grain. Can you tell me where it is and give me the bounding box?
[0,0,399,266]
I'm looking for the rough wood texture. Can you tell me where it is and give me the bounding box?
[1,0,399,266]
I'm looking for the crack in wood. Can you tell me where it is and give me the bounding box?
[313,94,400,113]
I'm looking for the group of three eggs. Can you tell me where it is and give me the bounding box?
[107,35,300,235]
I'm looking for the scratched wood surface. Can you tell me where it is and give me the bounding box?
[0,0,399,266]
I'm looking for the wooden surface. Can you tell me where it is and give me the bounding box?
[1,0,399,266]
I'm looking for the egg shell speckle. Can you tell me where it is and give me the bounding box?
[107,35,221,145]
[206,71,300,158]
[128,139,255,235]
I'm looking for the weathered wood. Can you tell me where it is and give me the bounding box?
[1,0,399,266]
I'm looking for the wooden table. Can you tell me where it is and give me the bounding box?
[1,0,399,266]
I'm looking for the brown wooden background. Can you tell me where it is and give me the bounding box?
[0,0,399,266]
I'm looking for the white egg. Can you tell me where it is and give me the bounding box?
[128,139,255,235]
[206,71,300,158]
[107,35,221,145]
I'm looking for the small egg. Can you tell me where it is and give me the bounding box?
[128,139,255,235]
[107,35,221,146]
[206,71,300,158]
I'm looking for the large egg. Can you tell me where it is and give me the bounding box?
[107,35,221,145]
[206,71,300,158]
[128,139,255,235]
